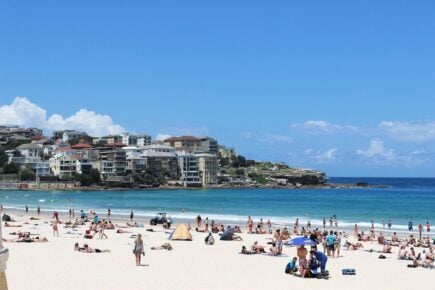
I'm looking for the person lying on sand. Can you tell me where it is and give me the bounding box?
[4,222,22,227]
[195,227,206,232]
[115,224,130,228]
[3,236,48,243]
[151,243,173,251]
[74,243,110,253]
[29,217,40,220]
[116,229,133,234]
[240,245,255,255]
[344,241,363,250]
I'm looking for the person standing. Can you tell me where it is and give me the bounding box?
[354,224,359,238]
[52,220,59,237]
[130,211,134,222]
[387,220,392,230]
[418,224,423,240]
[37,206,41,215]
[408,220,413,231]
[205,217,209,231]
[267,219,272,234]
[196,214,202,228]
[69,208,72,218]
[322,217,326,230]
[133,234,144,266]
[326,231,336,257]
[247,216,254,234]
[382,219,385,229]
[25,206,28,213]
[107,208,111,218]
[427,219,431,232]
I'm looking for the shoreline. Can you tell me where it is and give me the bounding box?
[0,182,377,191]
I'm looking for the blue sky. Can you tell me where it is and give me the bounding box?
[1,1,435,177]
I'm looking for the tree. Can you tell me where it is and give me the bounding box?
[20,169,36,181]
[3,162,20,174]
[235,168,245,176]
[0,150,8,166]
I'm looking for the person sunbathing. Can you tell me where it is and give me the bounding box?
[240,245,255,255]
[151,243,173,250]
[382,242,392,253]
[116,229,132,234]
[4,222,22,227]
[29,217,40,220]
[344,241,363,250]
[74,243,110,253]
[195,227,206,232]
[398,246,408,259]
[3,236,48,243]
[251,241,266,253]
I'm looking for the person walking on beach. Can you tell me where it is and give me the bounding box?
[130,211,134,222]
[37,206,41,215]
[247,216,254,234]
[196,215,202,228]
[133,234,144,266]
[408,220,413,231]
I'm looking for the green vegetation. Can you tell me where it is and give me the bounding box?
[247,172,268,184]
[3,162,20,174]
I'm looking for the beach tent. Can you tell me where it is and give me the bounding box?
[168,224,192,241]
[220,227,235,240]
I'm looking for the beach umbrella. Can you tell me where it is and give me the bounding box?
[286,236,317,246]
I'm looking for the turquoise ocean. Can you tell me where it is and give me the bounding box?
[1,177,434,234]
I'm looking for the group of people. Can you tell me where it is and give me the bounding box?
[285,246,329,278]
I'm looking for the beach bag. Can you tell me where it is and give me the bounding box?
[342,268,356,275]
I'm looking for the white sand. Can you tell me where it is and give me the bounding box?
[2,211,433,290]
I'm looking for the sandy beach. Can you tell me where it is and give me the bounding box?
[2,210,434,290]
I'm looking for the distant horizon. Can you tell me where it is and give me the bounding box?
[1,1,435,177]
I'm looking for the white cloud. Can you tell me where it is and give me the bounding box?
[259,134,293,144]
[156,134,172,141]
[379,121,435,142]
[292,120,356,134]
[0,97,125,136]
[356,139,396,161]
[305,147,338,163]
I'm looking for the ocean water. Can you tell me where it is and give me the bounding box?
[1,177,434,233]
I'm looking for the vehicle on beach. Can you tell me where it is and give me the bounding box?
[150,212,172,227]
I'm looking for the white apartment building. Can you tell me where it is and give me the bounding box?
[177,153,201,187]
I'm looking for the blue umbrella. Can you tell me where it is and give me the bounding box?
[286,236,317,246]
